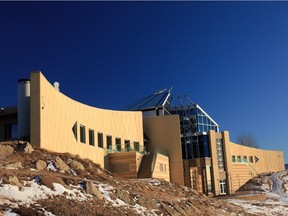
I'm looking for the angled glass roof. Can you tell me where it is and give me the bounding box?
[123,90,170,111]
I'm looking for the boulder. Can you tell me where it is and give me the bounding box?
[0,145,14,157]
[5,162,22,169]
[17,142,34,153]
[67,159,85,171]
[8,176,23,189]
[36,160,47,170]
[55,156,70,172]
[41,176,69,190]
[85,181,104,200]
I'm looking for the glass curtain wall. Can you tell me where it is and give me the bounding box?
[171,106,218,159]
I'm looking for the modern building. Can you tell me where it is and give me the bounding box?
[0,71,285,196]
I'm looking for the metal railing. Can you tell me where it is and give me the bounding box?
[232,159,258,176]
[246,162,258,175]
[107,144,146,154]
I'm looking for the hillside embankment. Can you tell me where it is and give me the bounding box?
[0,141,254,216]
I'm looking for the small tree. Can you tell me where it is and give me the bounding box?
[236,132,259,148]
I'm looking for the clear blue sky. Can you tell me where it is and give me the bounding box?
[1,2,288,162]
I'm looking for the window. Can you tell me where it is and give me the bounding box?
[216,138,224,170]
[125,140,130,151]
[198,135,210,157]
[219,180,227,195]
[160,164,164,172]
[232,155,236,162]
[98,133,103,148]
[89,129,95,146]
[116,138,121,151]
[203,117,207,124]
[159,163,167,173]
[243,156,247,162]
[4,123,18,140]
[249,156,254,163]
[237,155,242,163]
[106,135,112,150]
[134,141,140,152]
[80,125,86,143]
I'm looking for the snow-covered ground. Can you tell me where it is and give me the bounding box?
[227,171,288,216]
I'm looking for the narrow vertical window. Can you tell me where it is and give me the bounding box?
[106,135,112,150]
[237,155,242,163]
[116,138,121,151]
[134,141,140,152]
[160,164,163,172]
[80,125,86,143]
[98,132,103,148]
[125,140,130,152]
[232,155,236,162]
[243,156,247,162]
[89,129,95,146]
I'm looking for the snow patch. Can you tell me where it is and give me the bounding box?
[0,180,89,207]
[47,161,57,171]
[3,209,19,216]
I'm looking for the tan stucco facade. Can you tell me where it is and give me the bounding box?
[30,71,144,169]
[152,153,170,182]
[109,151,143,178]
[209,130,284,195]
[143,115,184,185]
[229,140,284,193]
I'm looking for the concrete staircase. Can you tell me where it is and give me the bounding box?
[232,163,256,191]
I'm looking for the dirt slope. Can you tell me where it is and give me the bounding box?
[0,141,253,216]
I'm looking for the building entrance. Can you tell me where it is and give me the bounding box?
[219,180,226,195]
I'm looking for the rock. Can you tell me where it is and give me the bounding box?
[55,156,70,172]
[8,176,22,189]
[85,181,104,200]
[23,143,34,153]
[41,176,69,190]
[17,142,34,153]
[67,159,85,171]
[0,145,14,157]
[96,168,103,175]
[138,196,158,209]
[33,176,41,184]
[115,190,134,205]
[36,160,47,170]
[5,162,22,169]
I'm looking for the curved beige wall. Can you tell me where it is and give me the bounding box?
[209,130,284,195]
[229,142,284,192]
[230,141,284,173]
[30,72,144,168]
